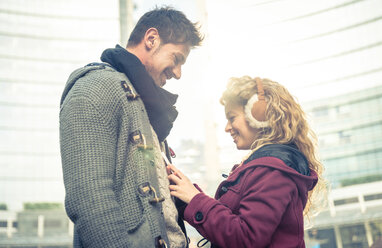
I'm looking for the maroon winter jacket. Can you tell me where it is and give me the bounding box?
[183,144,318,248]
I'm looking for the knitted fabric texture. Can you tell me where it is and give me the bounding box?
[151,128,187,248]
[60,64,175,247]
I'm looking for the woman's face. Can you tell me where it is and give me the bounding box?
[225,103,258,150]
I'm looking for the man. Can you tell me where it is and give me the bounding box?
[59,7,203,248]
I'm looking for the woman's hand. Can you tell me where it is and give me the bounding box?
[167,164,200,204]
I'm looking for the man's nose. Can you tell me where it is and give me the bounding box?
[172,65,181,80]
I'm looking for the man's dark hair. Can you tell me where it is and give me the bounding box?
[127,6,203,47]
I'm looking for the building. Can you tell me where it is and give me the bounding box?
[304,85,382,188]
[0,208,73,248]
[305,181,382,248]
[0,0,130,210]
[303,85,382,247]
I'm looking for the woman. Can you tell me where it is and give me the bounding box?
[167,76,326,248]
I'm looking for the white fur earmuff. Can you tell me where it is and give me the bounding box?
[244,94,269,128]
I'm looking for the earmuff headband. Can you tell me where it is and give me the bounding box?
[244,77,269,128]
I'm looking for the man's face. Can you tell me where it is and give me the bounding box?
[144,42,191,87]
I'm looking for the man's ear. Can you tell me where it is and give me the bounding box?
[144,28,160,51]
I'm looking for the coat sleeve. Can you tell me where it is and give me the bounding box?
[60,96,131,247]
[176,183,204,219]
[183,167,297,248]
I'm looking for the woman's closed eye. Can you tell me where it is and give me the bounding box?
[227,116,235,123]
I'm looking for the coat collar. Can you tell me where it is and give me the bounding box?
[100,45,178,142]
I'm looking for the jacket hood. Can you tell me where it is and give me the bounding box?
[229,144,318,207]
[245,144,310,175]
[60,65,99,107]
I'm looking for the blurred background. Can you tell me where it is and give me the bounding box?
[0,0,382,247]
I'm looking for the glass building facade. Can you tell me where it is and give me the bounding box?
[303,83,382,248]
[304,181,382,248]
[0,0,127,246]
[0,0,120,211]
[305,85,382,188]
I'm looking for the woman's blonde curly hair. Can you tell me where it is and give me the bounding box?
[220,76,327,218]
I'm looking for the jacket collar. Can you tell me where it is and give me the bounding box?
[226,144,312,184]
[100,45,178,142]
[244,144,310,176]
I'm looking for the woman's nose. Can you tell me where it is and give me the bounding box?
[225,122,231,133]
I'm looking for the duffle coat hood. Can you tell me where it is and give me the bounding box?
[184,144,318,248]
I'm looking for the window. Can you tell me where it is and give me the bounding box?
[334,197,358,206]
[364,193,382,201]
[340,224,368,248]
[308,228,337,248]
[312,106,329,117]
[336,105,351,116]
[45,219,62,228]
[339,131,351,145]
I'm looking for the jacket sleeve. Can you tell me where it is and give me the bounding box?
[60,96,131,247]
[176,183,203,219]
[183,167,296,248]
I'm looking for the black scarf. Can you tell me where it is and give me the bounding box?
[101,45,178,142]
